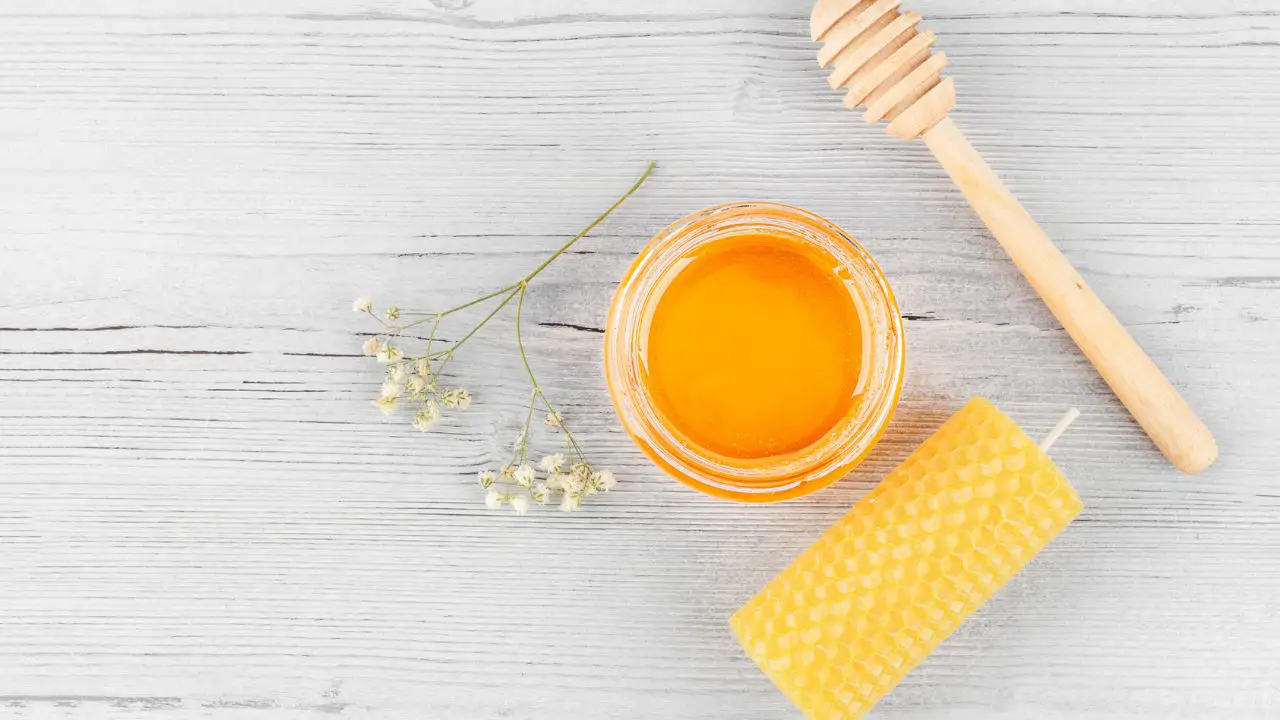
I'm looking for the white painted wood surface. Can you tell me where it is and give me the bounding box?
[3,1,1279,717]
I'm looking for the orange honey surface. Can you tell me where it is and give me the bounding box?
[643,233,864,459]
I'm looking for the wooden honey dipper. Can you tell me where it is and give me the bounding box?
[811,0,1217,474]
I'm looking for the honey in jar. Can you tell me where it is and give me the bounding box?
[605,203,903,502]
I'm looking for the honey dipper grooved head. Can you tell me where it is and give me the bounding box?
[811,0,956,139]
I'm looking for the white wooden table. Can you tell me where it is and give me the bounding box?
[4,1,1279,718]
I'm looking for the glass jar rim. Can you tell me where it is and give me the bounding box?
[605,202,905,502]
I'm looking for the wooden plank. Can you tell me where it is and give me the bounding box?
[2,1,1279,718]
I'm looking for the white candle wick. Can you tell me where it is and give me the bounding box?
[1039,408,1081,453]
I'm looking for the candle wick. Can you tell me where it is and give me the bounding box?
[1039,408,1081,453]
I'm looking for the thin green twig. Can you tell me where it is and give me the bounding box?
[377,161,654,351]
[367,162,653,481]
[390,284,518,333]
[384,161,654,338]
[522,161,655,285]
[510,388,538,467]
[514,284,588,464]
[432,285,520,378]
[424,313,442,360]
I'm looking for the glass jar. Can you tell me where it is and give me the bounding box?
[604,202,905,502]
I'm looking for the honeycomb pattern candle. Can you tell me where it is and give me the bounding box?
[730,397,1083,720]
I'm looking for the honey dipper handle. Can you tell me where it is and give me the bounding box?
[921,117,1217,474]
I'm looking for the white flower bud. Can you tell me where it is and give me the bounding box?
[537,453,566,473]
[385,305,400,321]
[361,337,381,356]
[510,495,532,516]
[380,380,401,401]
[407,374,430,397]
[563,473,586,494]
[442,388,472,410]
[485,489,505,510]
[387,364,407,385]
[352,296,373,313]
[559,492,582,512]
[544,411,563,429]
[412,402,441,432]
[595,469,617,492]
[372,397,397,416]
[513,464,536,489]
[531,483,550,504]
[376,344,402,364]
[477,470,496,489]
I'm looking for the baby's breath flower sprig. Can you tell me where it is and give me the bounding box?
[356,162,654,514]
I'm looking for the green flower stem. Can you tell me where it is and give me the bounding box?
[391,160,655,338]
[514,283,589,464]
[510,388,538,467]
[521,161,655,285]
[424,313,441,359]
[406,161,653,385]
[390,284,519,333]
[539,390,586,465]
[367,162,653,483]
[433,286,520,377]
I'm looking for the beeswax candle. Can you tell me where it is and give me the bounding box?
[730,397,1082,719]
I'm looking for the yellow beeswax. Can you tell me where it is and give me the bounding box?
[729,397,1082,720]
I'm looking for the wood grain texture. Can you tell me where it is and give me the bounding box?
[2,1,1279,718]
